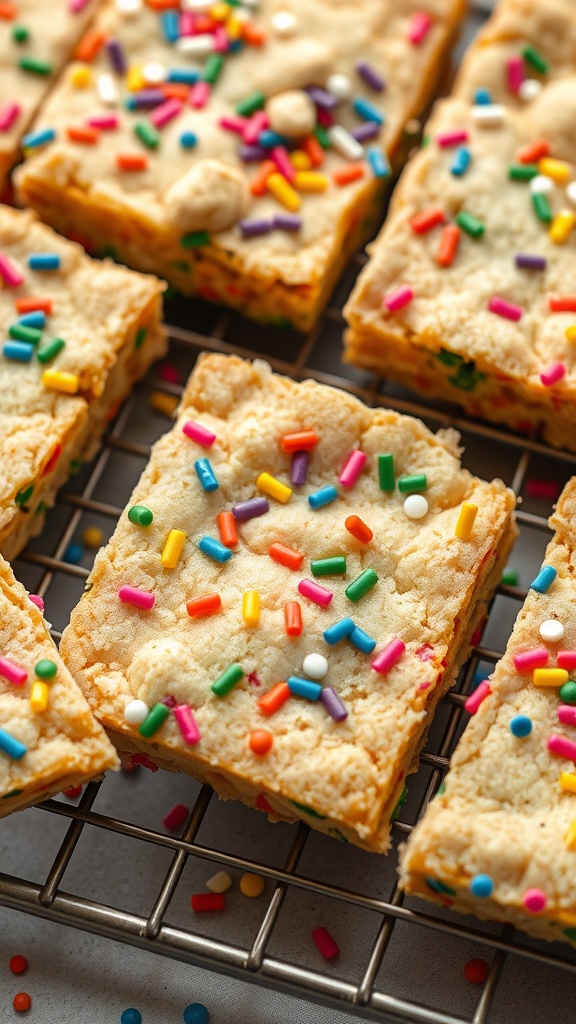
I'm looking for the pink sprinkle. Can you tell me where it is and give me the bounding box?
[213,25,229,52]
[158,363,180,383]
[312,927,340,961]
[0,656,28,686]
[247,671,262,687]
[418,682,431,691]
[0,253,24,288]
[371,638,406,674]
[316,107,333,128]
[523,888,547,913]
[243,111,268,145]
[182,420,216,446]
[131,752,159,772]
[190,81,211,109]
[150,97,183,128]
[163,802,190,831]
[28,594,45,612]
[180,11,195,35]
[174,704,201,744]
[558,652,576,670]
[436,129,469,148]
[540,362,566,387]
[69,0,92,11]
[488,296,523,321]
[416,643,435,662]
[408,11,433,45]
[298,579,333,608]
[525,479,560,500]
[219,114,248,135]
[338,450,367,488]
[464,680,491,714]
[547,733,576,762]
[271,145,296,184]
[558,706,576,727]
[383,285,414,312]
[0,101,20,132]
[87,113,120,130]
[118,585,155,610]
[513,648,548,672]
[507,55,524,94]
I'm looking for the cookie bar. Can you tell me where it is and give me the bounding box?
[0,551,118,817]
[60,353,516,852]
[16,0,465,332]
[344,0,576,452]
[0,205,166,561]
[400,479,576,946]
[0,0,101,192]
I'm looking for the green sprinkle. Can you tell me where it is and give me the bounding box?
[421,134,431,149]
[2,789,23,800]
[35,659,57,680]
[436,781,446,797]
[291,801,327,820]
[36,337,65,364]
[19,55,52,75]
[391,786,408,822]
[134,121,159,149]
[12,24,29,44]
[35,501,47,514]
[15,484,33,506]
[211,663,244,697]
[9,323,41,345]
[448,360,486,392]
[563,927,576,942]
[345,568,378,602]
[314,125,331,149]
[425,877,456,896]
[128,504,153,527]
[181,231,210,249]
[329,828,349,843]
[532,191,552,223]
[456,211,484,238]
[134,326,146,350]
[69,458,82,475]
[436,349,463,367]
[311,556,347,577]
[522,45,549,75]
[560,681,576,705]
[398,473,427,494]
[378,453,395,491]
[138,702,170,737]
[501,567,519,586]
[235,90,265,117]
[508,163,539,181]
[203,53,224,85]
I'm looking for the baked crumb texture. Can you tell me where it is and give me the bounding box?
[0,552,118,818]
[400,479,576,947]
[344,0,576,452]
[61,353,516,852]
[0,204,166,561]
[16,0,465,332]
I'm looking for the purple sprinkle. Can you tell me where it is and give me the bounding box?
[107,38,127,75]
[306,86,339,110]
[131,88,165,108]
[321,687,348,722]
[161,695,177,708]
[351,120,381,142]
[273,214,302,232]
[239,144,268,162]
[515,253,547,271]
[231,496,269,521]
[240,217,273,238]
[290,450,309,486]
[355,61,386,92]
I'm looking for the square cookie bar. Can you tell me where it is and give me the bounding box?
[344,0,576,451]
[0,204,166,561]
[0,551,118,817]
[60,354,516,852]
[400,479,576,946]
[16,0,465,332]
[0,0,100,191]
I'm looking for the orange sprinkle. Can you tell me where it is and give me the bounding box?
[242,22,267,46]
[161,82,189,102]
[269,542,304,571]
[195,14,215,33]
[516,138,551,164]
[411,208,445,235]
[436,224,461,267]
[249,729,274,755]
[66,125,99,145]
[217,510,238,549]
[280,430,318,452]
[146,0,179,9]
[549,296,576,313]
[302,135,324,168]
[16,296,52,314]
[186,594,222,618]
[0,2,17,18]
[345,515,373,544]
[332,162,365,187]
[284,601,303,636]
[75,29,107,63]
[258,682,291,716]
[116,153,149,172]
[250,159,276,197]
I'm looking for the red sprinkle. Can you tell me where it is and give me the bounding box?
[549,296,576,313]
[66,125,99,145]
[464,958,489,985]
[191,892,225,912]
[516,138,550,164]
[411,208,445,235]
[525,479,561,500]
[163,803,189,831]
[9,956,28,975]
[13,993,31,1013]
[280,430,318,452]
[312,926,340,961]
[249,729,273,755]
[131,753,159,772]
[63,785,83,799]
[437,224,460,267]
[187,594,222,618]
[117,153,149,172]
[255,793,274,813]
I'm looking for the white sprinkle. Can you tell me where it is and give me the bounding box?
[181,0,214,9]
[539,619,564,643]
[327,124,364,161]
[530,174,554,195]
[567,181,576,207]
[404,494,428,520]
[472,104,505,127]
[97,73,118,107]
[124,699,150,725]
[206,870,233,893]
[143,62,167,84]
[115,0,142,15]
[303,653,329,680]
[271,10,297,36]
[519,79,542,102]
[326,73,353,101]
[176,34,214,55]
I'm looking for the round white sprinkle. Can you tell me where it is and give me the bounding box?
[539,619,564,643]
[115,0,142,14]
[271,10,297,36]
[143,62,166,84]
[124,699,150,725]
[567,181,576,208]
[206,870,233,894]
[326,73,353,100]
[303,653,329,680]
[404,494,429,520]
[530,174,554,195]
[519,78,542,102]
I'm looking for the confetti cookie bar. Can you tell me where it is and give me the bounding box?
[16,0,466,333]
[0,205,166,561]
[399,479,576,946]
[60,354,516,852]
[0,0,101,192]
[344,0,576,452]
[0,552,118,817]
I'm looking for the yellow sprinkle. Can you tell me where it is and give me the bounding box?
[565,819,576,851]
[226,14,242,38]
[560,772,576,794]
[70,64,92,88]
[533,667,569,687]
[454,502,479,541]
[30,680,50,713]
[290,150,312,171]
[126,64,145,92]
[538,158,571,184]
[267,173,301,212]
[41,369,79,395]
[149,390,179,418]
[549,211,576,245]
[566,326,576,343]
[83,527,103,549]
[239,872,265,898]
[161,529,186,569]
[211,2,229,19]
[256,471,292,504]
[294,171,329,193]
[242,590,260,628]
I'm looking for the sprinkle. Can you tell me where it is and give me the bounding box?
[116,153,148,171]
[70,65,92,88]
[194,458,219,493]
[13,994,32,1012]
[355,60,385,92]
[451,147,471,177]
[565,822,576,852]
[212,663,244,697]
[326,73,352,100]
[539,619,564,643]
[560,772,576,795]
[191,893,225,912]
[9,323,42,344]
[464,680,491,714]
[324,618,355,645]
[271,10,296,35]
[249,730,273,755]
[267,542,303,572]
[404,494,428,519]
[3,341,33,362]
[127,505,153,527]
[281,430,318,453]
[242,590,260,628]
[367,147,390,178]
[455,502,478,541]
[174,704,201,744]
[327,124,363,161]
[231,496,269,521]
[470,874,493,898]
[523,888,547,913]
[206,871,232,894]
[345,515,373,543]
[308,485,338,510]
[161,529,186,569]
[549,734,576,761]
[9,956,28,976]
[239,217,272,238]
[339,450,367,488]
[0,656,27,686]
[383,285,414,312]
[398,473,427,494]
[372,639,406,674]
[550,296,576,313]
[378,453,395,491]
[515,253,546,271]
[274,213,302,232]
[540,363,566,387]
[456,211,484,238]
[298,655,327,683]
[186,594,221,619]
[353,96,384,124]
[123,699,149,725]
[284,601,303,636]
[41,368,79,394]
[411,208,445,234]
[311,556,346,577]
[183,1005,209,1024]
[64,543,83,564]
[488,296,522,321]
[0,729,26,760]
[298,579,333,608]
[312,926,340,960]
[508,163,539,181]
[134,120,159,149]
[294,170,329,193]
[256,471,292,504]
[19,55,52,75]
[550,211,575,246]
[532,192,552,223]
[436,128,469,148]
[464,959,489,985]
[348,625,376,654]
[507,55,524,94]
[566,327,576,343]
[163,803,189,831]
[213,511,237,551]
[509,715,532,738]
[288,676,322,701]
[0,253,24,287]
[534,668,569,687]
[560,681,576,705]
[0,101,20,131]
[28,595,45,612]
[530,565,557,593]
[23,127,56,151]
[472,104,505,127]
[568,182,576,207]
[119,585,155,610]
[198,535,233,563]
[519,79,541,102]
[345,568,378,602]
[290,451,309,486]
[258,682,291,716]
[138,701,170,738]
[538,158,570,186]
[182,421,216,448]
[266,172,301,211]
[321,687,348,722]
[240,871,266,896]
[558,706,576,728]
[522,45,548,74]
[558,652,576,670]
[514,648,548,671]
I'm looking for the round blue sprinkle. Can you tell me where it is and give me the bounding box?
[121,1010,142,1024]
[183,1003,209,1024]
[180,131,198,149]
[470,873,494,898]
[509,714,532,738]
[63,543,84,564]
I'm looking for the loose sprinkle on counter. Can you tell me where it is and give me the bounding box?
[191,892,225,913]
[206,870,232,894]
[312,926,340,960]
[163,803,189,831]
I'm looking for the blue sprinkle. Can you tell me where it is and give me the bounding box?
[180,130,198,149]
[472,666,488,690]
[323,617,355,645]
[353,96,385,125]
[28,253,61,271]
[308,485,339,510]
[120,1010,142,1024]
[367,146,390,178]
[259,129,288,148]
[124,96,137,111]
[450,146,471,177]
[3,341,33,362]
[348,625,376,654]
[183,1004,209,1024]
[64,543,84,564]
[288,676,322,701]
[0,728,27,760]
[509,714,532,738]
[160,10,179,43]
[22,127,56,149]
[470,873,494,898]
[198,536,232,563]
[168,68,200,85]
[228,39,243,53]
[18,310,46,328]
[194,458,219,493]
[530,565,557,593]
[474,87,493,105]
